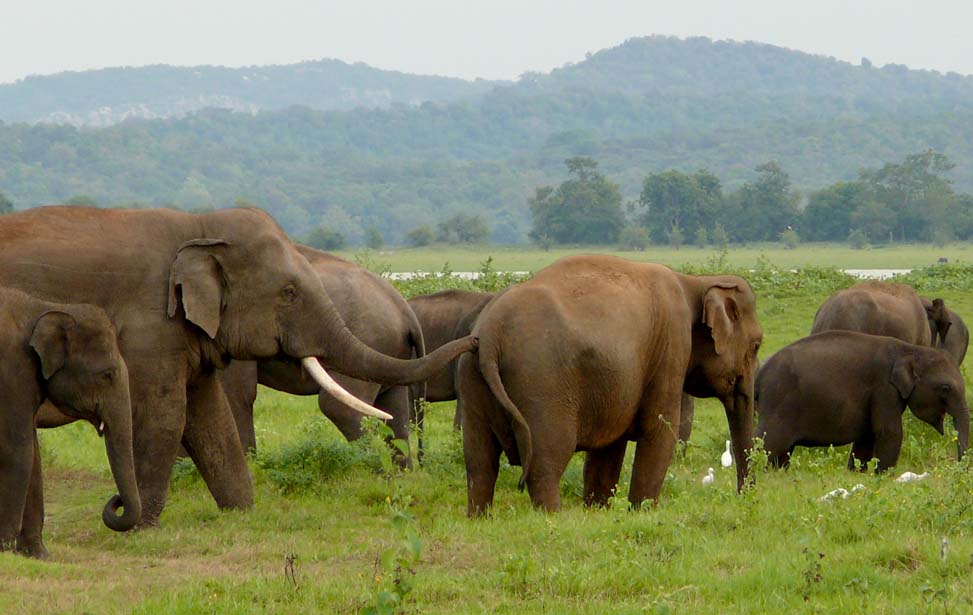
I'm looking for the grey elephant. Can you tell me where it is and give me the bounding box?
[756,331,969,471]
[921,296,968,364]
[407,289,496,429]
[6,206,474,527]
[218,246,428,466]
[458,255,762,514]
[0,288,138,558]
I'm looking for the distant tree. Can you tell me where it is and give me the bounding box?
[365,227,384,249]
[803,182,866,242]
[711,223,729,248]
[436,213,489,244]
[694,226,708,248]
[65,194,98,206]
[847,228,869,249]
[304,227,346,251]
[639,169,722,243]
[779,228,800,249]
[619,225,649,251]
[407,226,434,247]
[668,223,684,250]
[725,161,800,242]
[0,191,12,214]
[529,157,624,244]
[849,200,895,243]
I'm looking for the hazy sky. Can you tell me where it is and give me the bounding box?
[3,1,972,84]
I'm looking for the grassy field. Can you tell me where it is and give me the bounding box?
[2,271,973,613]
[336,242,973,273]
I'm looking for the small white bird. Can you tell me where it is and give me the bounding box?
[702,467,715,486]
[895,471,930,483]
[721,440,733,468]
[819,488,849,502]
[850,483,866,493]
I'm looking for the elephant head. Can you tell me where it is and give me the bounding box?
[924,298,952,349]
[892,348,969,460]
[166,210,473,418]
[683,277,763,490]
[30,307,140,532]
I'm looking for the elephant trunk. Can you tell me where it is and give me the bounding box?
[953,406,970,461]
[726,382,755,492]
[100,398,141,532]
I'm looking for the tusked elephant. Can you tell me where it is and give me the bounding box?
[457,255,762,514]
[407,289,496,430]
[811,281,945,347]
[219,246,428,466]
[921,296,968,365]
[756,331,969,471]
[4,206,474,527]
[0,288,138,558]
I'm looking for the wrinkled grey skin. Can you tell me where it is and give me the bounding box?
[921,296,968,365]
[756,331,969,471]
[0,288,138,558]
[407,290,496,429]
[9,206,474,527]
[220,246,434,467]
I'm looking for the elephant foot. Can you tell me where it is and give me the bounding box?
[15,536,49,560]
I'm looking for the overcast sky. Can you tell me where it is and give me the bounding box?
[2,1,971,84]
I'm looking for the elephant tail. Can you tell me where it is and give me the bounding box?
[479,348,532,491]
[406,305,428,465]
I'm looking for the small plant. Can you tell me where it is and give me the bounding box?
[801,547,824,602]
[361,489,423,615]
[779,228,800,249]
[848,228,869,249]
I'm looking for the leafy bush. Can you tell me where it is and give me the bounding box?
[392,258,528,299]
[365,227,384,249]
[779,228,800,249]
[694,226,708,248]
[407,226,434,247]
[893,264,973,292]
[305,226,347,251]
[619,225,650,251]
[848,228,869,249]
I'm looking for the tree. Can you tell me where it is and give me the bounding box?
[407,226,434,247]
[304,226,346,251]
[639,169,722,243]
[726,161,800,242]
[65,194,98,207]
[694,226,708,248]
[365,227,384,249]
[803,182,866,241]
[529,157,624,244]
[436,213,489,244]
[619,225,649,251]
[0,191,12,214]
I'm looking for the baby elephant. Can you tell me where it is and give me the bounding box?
[756,331,969,472]
[0,288,139,558]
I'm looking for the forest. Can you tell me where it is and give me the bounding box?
[3,35,973,244]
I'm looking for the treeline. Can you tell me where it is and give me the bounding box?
[530,151,973,248]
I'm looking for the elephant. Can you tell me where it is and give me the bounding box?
[407,289,496,429]
[810,281,944,348]
[755,331,969,471]
[218,246,427,466]
[0,287,139,558]
[921,296,968,365]
[457,255,762,515]
[1,206,475,527]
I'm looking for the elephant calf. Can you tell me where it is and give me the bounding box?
[756,331,969,472]
[0,288,139,558]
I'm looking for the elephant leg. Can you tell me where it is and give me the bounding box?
[452,404,463,431]
[458,358,502,517]
[583,438,628,507]
[222,362,258,453]
[628,382,682,507]
[181,372,254,511]
[524,419,576,512]
[0,419,33,552]
[375,386,413,470]
[677,394,695,443]
[872,427,903,473]
[16,432,47,559]
[848,436,874,472]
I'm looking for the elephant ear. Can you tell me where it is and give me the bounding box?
[29,311,77,379]
[890,352,919,399]
[703,283,740,356]
[167,238,228,339]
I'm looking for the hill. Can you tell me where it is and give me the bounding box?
[0,59,500,125]
[2,35,973,243]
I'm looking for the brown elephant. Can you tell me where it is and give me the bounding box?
[407,289,496,429]
[3,206,474,527]
[457,255,762,514]
[0,288,139,558]
[756,331,969,471]
[810,281,943,347]
[921,296,968,365]
[219,247,427,465]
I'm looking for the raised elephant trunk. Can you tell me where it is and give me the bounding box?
[100,397,141,532]
[953,405,970,461]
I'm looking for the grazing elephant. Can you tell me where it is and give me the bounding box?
[811,281,942,347]
[407,289,496,429]
[0,288,138,558]
[756,331,969,471]
[1,206,474,527]
[457,255,762,514]
[921,297,968,365]
[219,247,427,465]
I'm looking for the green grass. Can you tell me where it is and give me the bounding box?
[337,242,973,272]
[3,274,973,613]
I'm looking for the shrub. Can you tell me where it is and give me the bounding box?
[365,227,384,250]
[711,223,729,248]
[847,228,869,249]
[619,225,650,251]
[779,228,800,249]
[668,223,684,250]
[407,226,434,247]
[694,226,708,248]
[305,226,346,251]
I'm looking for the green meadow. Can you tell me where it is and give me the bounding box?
[3,250,973,613]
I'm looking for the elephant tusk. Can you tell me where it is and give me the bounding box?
[98,421,106,437]
[301,357,394,421]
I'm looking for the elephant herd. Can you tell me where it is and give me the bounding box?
[0,205,968,559]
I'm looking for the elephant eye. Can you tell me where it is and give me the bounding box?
[280,284,299,304]
[100,369,115,383]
